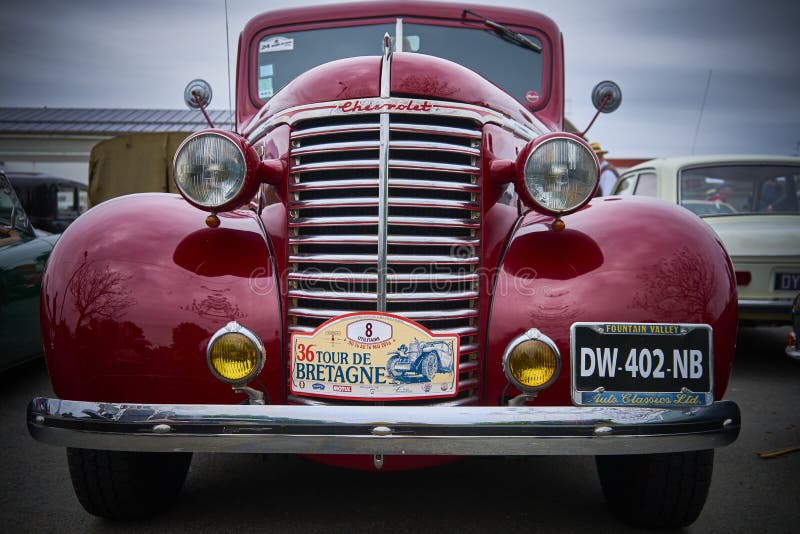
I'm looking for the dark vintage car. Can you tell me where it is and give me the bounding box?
[8,172,87,234]
[0,170,58,370]
[27,2,741,528]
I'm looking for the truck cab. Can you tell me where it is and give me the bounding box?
[28,2,740,528]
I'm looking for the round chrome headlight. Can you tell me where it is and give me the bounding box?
[207,321,265,386]
[174,131,248,209]
[520,135,599,215]
[502,328,561,392]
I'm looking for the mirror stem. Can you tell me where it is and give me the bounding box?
[192,91,216,128]
[579,92,610,139]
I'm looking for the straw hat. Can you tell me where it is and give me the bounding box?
[590,142,608,156]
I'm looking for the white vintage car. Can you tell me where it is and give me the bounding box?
[614,155,800,325]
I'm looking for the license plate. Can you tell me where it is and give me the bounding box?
[570,322,713,407]
[290,312,459,401]
[774,272,800,291]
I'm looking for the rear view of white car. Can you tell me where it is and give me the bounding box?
[614,155,800,326]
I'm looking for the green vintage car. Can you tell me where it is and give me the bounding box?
[614,155,800,326]
[0,170,59,370]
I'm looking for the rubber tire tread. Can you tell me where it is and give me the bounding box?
[595,449,714,528]
[67,448,192,519]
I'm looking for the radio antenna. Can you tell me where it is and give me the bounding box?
[224,0,234,131]
[691,69,712,155]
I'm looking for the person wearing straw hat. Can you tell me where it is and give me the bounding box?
[591,142,619,196]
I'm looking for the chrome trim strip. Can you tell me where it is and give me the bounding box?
[390,160,480,174]
[387,178,480,192]
[377,112,390,312]
[289,197,480,210]
[288,307,479,320]
[286,324,484,339]
[290,178,378,191]
[28,398,741,456]
[245,97,543,144]
[460,344,480,355]
[381,33,392,98]
[289,235,478,246]
[292,159,379,172]
[290,178,479,192]
[431,326,479,336]
[459,360,479,372]
[292,159,479,174]
[289,253,479,264]
[459,378,479,390]
[289,289,479,302]
[391,123,482,138]
[291,123,381,138]
[288,272,479,283]
[289,215,479,228]
[391,140,481,155]
[291,140,380,155]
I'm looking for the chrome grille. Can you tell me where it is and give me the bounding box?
[288,113,482,405]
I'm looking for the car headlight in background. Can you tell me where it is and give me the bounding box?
[207,321,265,386]
[502,328,561,393]
[517,133,599,215]
[173,129,261,212]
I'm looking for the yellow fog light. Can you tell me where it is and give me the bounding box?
[502,328,561,392]
[207,321,265,385]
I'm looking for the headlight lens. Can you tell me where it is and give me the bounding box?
[174,133,247,208]
[522,137,598,214]
[207,322,265,385]
[502,329,561,392]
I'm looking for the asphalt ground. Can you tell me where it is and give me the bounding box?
[1,325,798,533]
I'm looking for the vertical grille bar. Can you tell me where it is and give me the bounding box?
[377,113,390,311]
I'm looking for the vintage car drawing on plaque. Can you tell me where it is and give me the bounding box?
[385,337,456,383]
[28,2,740,529]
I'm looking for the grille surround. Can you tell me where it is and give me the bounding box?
[287,110,483,405]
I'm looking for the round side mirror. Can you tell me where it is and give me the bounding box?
[591,80,622,114]
[184,79,213,109]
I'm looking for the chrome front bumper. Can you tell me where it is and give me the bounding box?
[28,398,740,456]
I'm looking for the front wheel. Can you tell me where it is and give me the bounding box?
[418,352,438,381]
[595,449,713,528]
[67,448,192,519]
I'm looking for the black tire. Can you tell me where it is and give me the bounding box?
[67,447,192,519]
[418,352,438,381]
[596,449,714,528]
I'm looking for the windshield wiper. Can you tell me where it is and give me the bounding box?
[462,9,542,53]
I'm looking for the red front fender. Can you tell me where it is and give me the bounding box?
[41,193,283,404]
[485,196,738,405]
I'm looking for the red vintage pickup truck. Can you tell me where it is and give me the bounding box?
[28,2,740,528]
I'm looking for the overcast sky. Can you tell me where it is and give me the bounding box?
[1,0,798,158]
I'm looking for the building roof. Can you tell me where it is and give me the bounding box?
[0,107,234,135]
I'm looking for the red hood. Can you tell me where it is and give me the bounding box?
[244,53,547,131]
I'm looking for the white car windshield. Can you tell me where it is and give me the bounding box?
[679,164,800,216]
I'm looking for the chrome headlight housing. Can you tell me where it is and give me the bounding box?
[207,321,265,386]
[173,130,260,211]
[502,328,561,393]
[517,133,599,215]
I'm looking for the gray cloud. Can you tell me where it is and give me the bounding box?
[1,0,798,157]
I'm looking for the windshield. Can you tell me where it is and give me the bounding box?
[254,22,543,104]
[679,164,800,216]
